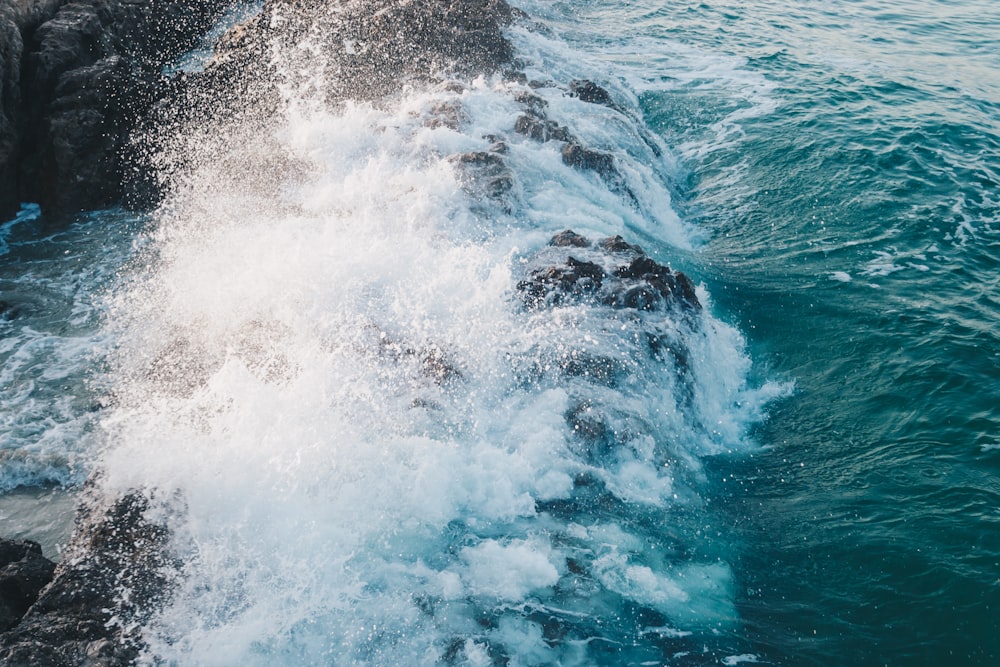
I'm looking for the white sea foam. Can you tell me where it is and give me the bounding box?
[87,8,787,665]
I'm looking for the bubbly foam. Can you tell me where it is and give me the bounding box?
[91,7,787,664]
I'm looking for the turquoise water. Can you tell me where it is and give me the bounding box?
[577,0,1000,664]
[1,0,998,664]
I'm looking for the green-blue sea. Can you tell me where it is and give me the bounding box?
[1,1,997,664]
[606,0,1000,663]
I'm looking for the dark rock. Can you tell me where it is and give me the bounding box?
[528,79,554,89]
[568,79,616,108]
[0,539,56,633]
[561,141,616,178]
[450,150,515,199]
[518,255,605,308]
[517,229,700,313]
[598,235,644,255]
[0,299,19,320]
[0,491,176,666]
[549,230,591,248]
[0,0,232,219]
[561,141,641,208]
[614,256,701,310]
[503,70,528,85]
[616,256,669,279]
[514,113,571,143]
[558,351,622,386]
[257,0,516,101]
[512,90,547,114]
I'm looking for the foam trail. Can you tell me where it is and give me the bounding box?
[94,4,787,664]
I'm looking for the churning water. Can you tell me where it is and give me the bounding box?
[2,0,998,665]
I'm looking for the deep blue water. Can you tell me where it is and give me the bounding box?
[1,0,998,664]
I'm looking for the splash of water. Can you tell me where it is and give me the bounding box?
[92,4,786,664]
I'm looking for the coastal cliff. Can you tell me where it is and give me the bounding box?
[0,0,231,219]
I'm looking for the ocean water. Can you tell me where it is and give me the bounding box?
[1,0,998,665]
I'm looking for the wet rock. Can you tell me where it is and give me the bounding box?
[0,492,176,666]
[263,0,516,100]
[614,256,701,311]
[514,113,572,143]
[562,141,641,208]
[0,299,20,321]
[425,100,466,130]
[450,150,515,199]
[568,79,617,108]
[0,0,232,219]
[518,255,605,308]
[512,90,547,114]
[561,141,616,179]
[503,70,528,85]
[598,235,644,255]
[549,229,591,248]
[558,351,623,386]
[0,539,56,633]
[518,230,701,313]
[514,114,572,143]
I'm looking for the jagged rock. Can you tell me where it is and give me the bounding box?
[512,89,547,113]
[0,539,56,633]
[568,79,616,108]
[0,0,232,219]
[514,113,572,143]
[599,234,644,255]
[549,229,591,248]
[614,256,701,311]
[518,230,700,312]
[0,492,176,666]
[450,150,515,199]
[518,255,606,308]
[561,141,641,208]
[561,141,616,178]
[234,0,517,101]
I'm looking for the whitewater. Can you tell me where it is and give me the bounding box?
[4,0,998,665]
[3,1,787,664]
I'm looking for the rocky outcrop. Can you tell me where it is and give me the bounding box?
[0,538,56,633]
[518,229,701,313]
[513,231,703,466]
[0,492,175,666]
[0,0,232,220]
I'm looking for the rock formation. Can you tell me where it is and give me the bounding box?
[0,0,232,219]
[0,492,174,666]
[0,1,708,663]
